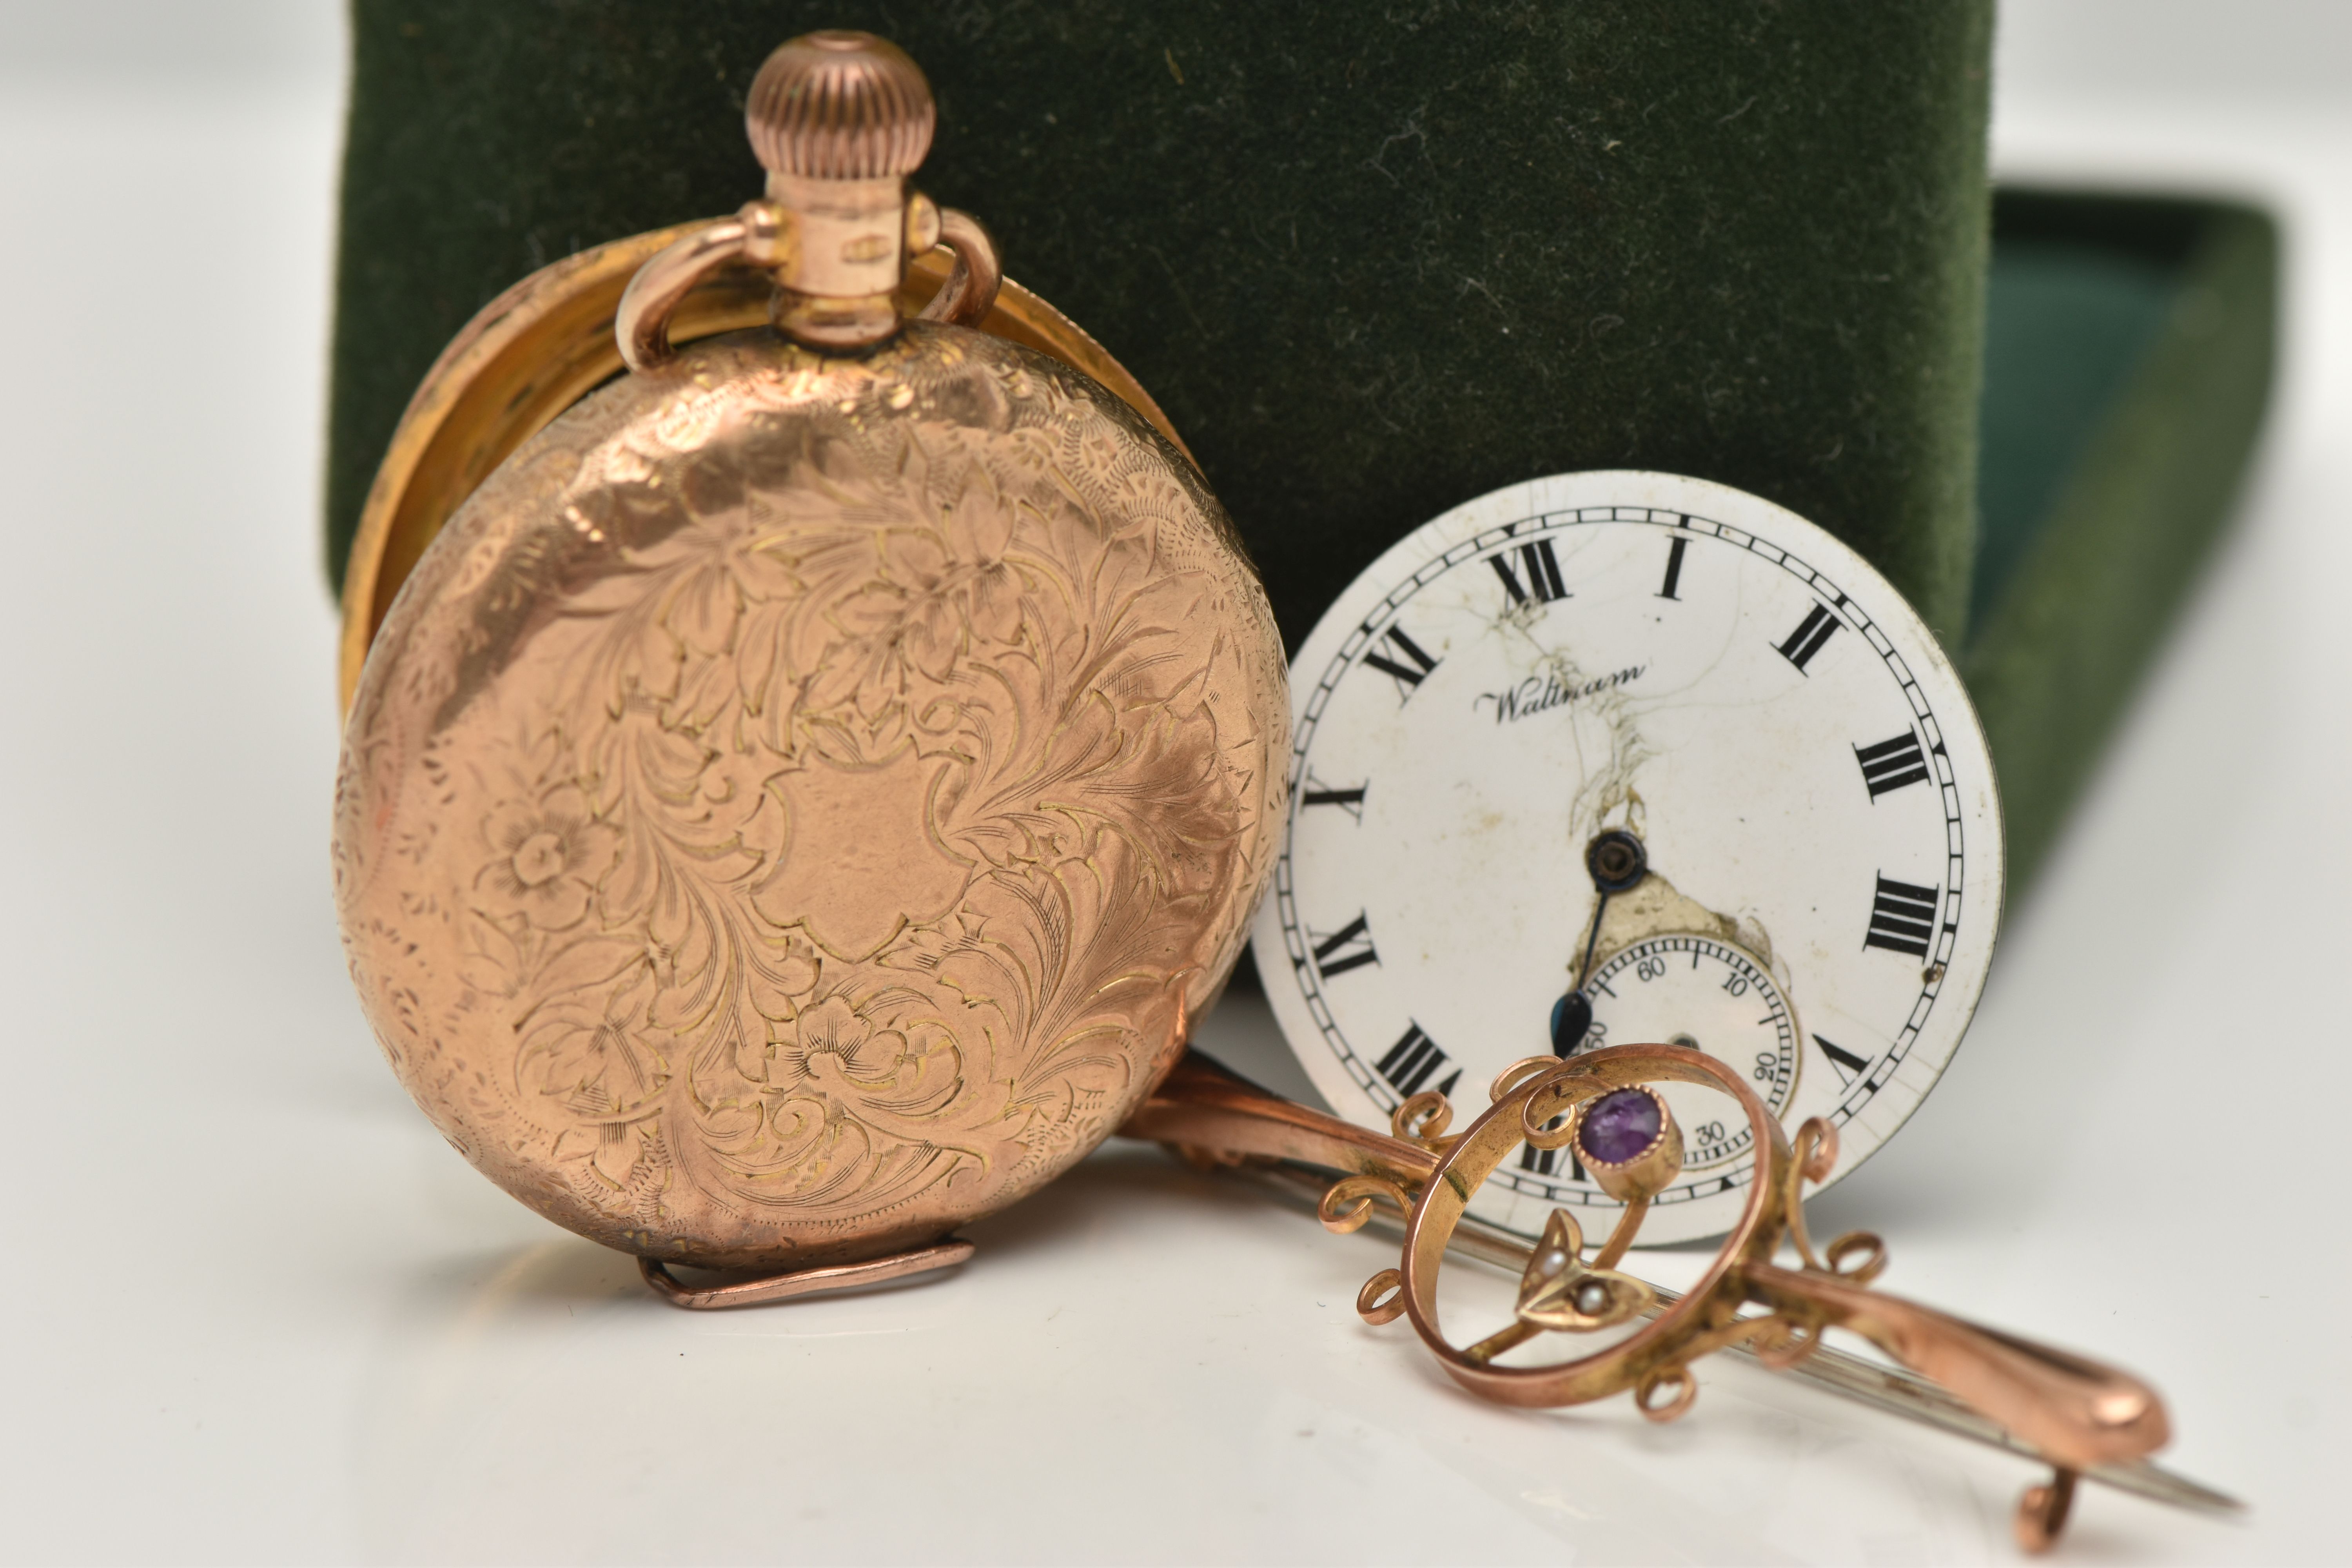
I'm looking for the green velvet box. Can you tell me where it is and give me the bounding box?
[324,3,2274,901]
[1967,189,2276,886]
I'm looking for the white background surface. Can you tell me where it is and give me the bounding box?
[0,3,2345,1562]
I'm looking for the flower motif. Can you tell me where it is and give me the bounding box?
[768,994,969,1130]
[775,995,901,1085]
[477,786,621,930]
[884,530,964,682]
[960,555,1023,646]
[943,494,1023,646]
[803,503,1029,717]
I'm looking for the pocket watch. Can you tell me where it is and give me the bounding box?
[1252,470,2003,1243]
[333,31,1286,1283]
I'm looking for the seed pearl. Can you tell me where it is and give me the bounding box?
[1575,1281,1610,1315]
[1539,1249,1569,1275]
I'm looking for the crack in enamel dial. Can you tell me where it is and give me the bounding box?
[1251,471,2003,1245]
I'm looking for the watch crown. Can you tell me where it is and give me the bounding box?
[745,31,936,181]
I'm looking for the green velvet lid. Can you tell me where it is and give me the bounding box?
[1965,190,2277,887]
[328,1,1993,646]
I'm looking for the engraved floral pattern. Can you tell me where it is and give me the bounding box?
[335,325,1284,1269]
[475,785,619,930]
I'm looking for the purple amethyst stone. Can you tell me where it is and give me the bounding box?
[1577,1089,1662,1165]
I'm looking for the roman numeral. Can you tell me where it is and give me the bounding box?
[1854,731,1932,799]
[1863,875,1940,959]
[1376,1022,1461,1098]
[1518,1132,1585,1181]
[1307,912,1379,977]
[1490,538,1568,606]
[1775,603,1840,673]
[1299,770,1367,821]
[1658,534,1688,601]
[1815,1034,1872,1087]
[1361,624,1441,701]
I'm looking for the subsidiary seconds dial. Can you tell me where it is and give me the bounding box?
[1252,472,2004,1244]
[1578,935,1797,1169]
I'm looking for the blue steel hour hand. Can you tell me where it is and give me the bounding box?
[1548,828,1648,1056]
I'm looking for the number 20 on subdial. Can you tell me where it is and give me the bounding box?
[1253,471,2003,1244]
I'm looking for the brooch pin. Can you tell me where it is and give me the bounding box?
[1127,1047,2236,1552]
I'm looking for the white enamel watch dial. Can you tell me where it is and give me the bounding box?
[1252,471,2003,1243]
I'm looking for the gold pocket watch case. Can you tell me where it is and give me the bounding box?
[333,32,1286,1276]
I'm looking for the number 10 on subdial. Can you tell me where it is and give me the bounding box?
[1254,472,2003,1244]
